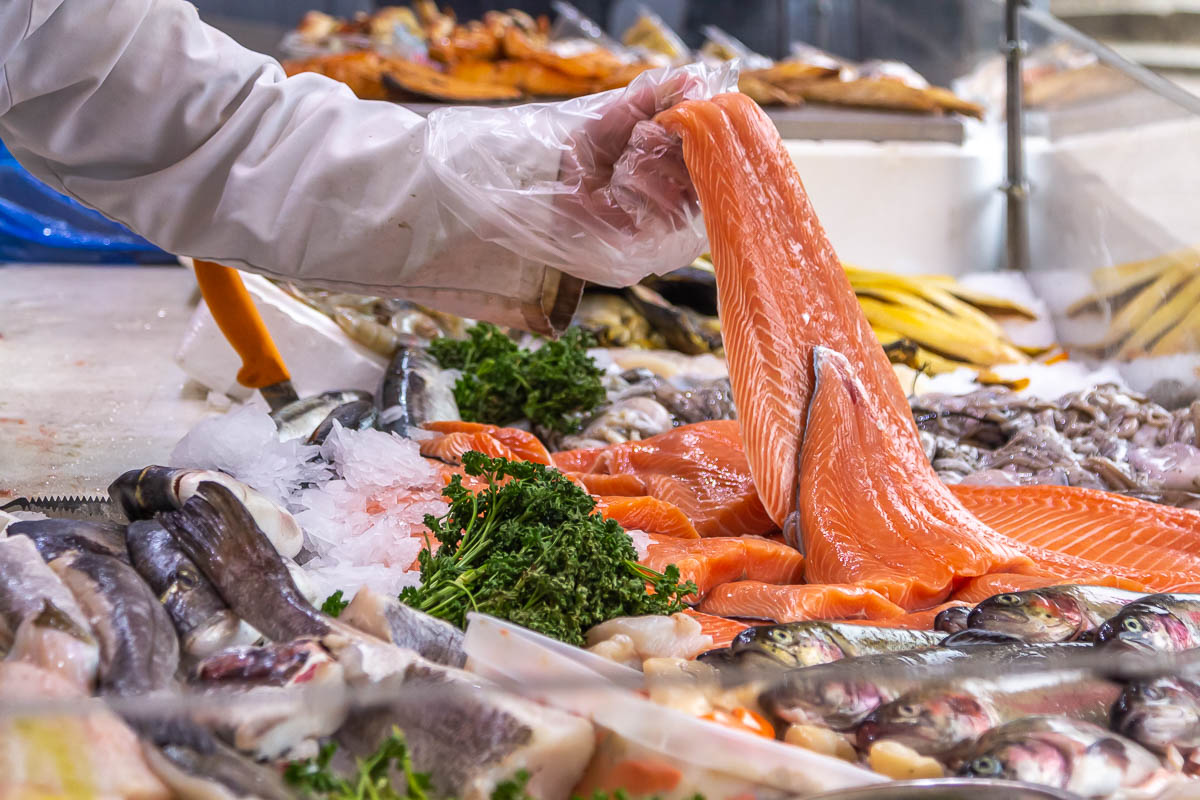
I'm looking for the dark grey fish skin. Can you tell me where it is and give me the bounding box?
[377,337,458,437]
[158,482,330,642]
[307,399,378,445]
[125,520,245,659]
[8,518,130,563]
[271,389,373,441]
[146,739,294,800]
[339,588,466,667]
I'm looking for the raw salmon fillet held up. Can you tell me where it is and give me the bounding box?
[553,421,776,538]
[639,534,804,601]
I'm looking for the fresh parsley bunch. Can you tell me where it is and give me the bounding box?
[399,452,696,646]
[428,323,605,435]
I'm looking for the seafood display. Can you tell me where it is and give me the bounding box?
[280,3,982,116]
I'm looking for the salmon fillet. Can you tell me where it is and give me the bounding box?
[639,534,804,601]
[697,580,907,622]
[553,421,776,538]
[837,602,968,630]
[682,609,751,649]
[421,421,554,466]
[594,496,700,539]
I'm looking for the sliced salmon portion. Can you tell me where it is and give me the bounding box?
[682,609,751,649]
[952,483,1200,578]
[595,496,700,539]
[697,580,907,623]
[570,473,649,496]
[421,421,554,466]
[553,421,776,538]
[837,602,968,631]
[640,535,804,601]
[799,347,1030,607]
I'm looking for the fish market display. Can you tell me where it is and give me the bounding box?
[913,383,1200,503]
[280,4,982,116]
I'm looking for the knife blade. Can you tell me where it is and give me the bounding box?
[1,495,127,524]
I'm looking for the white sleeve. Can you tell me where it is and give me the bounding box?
[0,0,572,315]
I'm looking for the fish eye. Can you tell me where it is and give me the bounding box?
[1143,686,1164,701]
[969,756,1003,777]
[895,704,920,719]
[769,630,790,643]
[995,594,1022,607]
[1123,617,1145,633]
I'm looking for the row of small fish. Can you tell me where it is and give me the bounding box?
[0,466,596,799]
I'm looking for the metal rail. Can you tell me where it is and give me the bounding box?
[1004,0,1031,272]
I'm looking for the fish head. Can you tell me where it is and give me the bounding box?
[732,625,844,667]
[934,605,971,634]
[960,738,1071,789]
[1111,676,1200,754]
[761,676,895,732]
[968,590,1084,642]
[857,689,995,757]
[1096,604,1190,654]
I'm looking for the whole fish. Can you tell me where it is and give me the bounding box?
[339,587,466,668]
[270,389,373,441]
[858,671,1122,760]
[49,548,291,797]
[377,336,459,437]
[934,605,971,634]
[1095,593,1200,654]
[967,585,1144,643]
[958,717,1171,798]
[1111,674,1200,758]
[0,535,98,689]
[307,399,378,445]
[724,620,946,668]
[125,519,255,659]
[109,465,303,558]
[158,483,330,643]
[7,517,130,563]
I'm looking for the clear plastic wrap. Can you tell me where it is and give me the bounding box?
[425,62,737,288]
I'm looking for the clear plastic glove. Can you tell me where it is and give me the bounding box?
[425,62,738,287]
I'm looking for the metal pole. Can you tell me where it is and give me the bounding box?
[1003,0,1030,272]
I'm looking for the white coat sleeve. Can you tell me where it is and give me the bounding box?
[0,0,585,333]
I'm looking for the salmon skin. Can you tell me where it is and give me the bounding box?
[657,91,1200,610]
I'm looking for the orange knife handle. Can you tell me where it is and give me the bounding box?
[192,260,291,389]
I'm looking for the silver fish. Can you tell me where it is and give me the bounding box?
[958,717,1170,798]
[968,585,1144,643]
[1095,593,1200,654]
[0,535,99,689]
[125,520,255,659]
[935,605,972,634]
[1111,674,1200,758]
[307,399,378,445]
[8,517,130,563]
[270,389,373,441]
[377,336,459,437]
[339,587,466,667]
[857,670,1121,761]
[109,465,303,558]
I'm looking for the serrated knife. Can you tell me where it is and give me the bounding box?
[1,495,126,524]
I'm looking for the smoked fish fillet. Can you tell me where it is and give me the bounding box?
[553,421,776,538]
[697,580,907,622]
[639,534,805,601]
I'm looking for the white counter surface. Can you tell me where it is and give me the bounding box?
[0,264,217,498]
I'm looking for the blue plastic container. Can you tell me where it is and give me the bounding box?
[0,139,176,264]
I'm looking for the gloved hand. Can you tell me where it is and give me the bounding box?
[425,62,736,287]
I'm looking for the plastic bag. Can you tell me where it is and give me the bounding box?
[0,140,174,264]
[425,62,738,288]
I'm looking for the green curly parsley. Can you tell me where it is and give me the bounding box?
[320,590,349,618]
[428,323,605,435]
[399,452,696,646]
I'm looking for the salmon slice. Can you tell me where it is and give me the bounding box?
[952,483,1200,577]
[682,609,751,649]
[553,421,776,538]
[837,602,969,631]
[594,496,700,539]
[640,535,804,601]
[570,473,649,496]
[420,430,520,465]
[951,572,1148,605]
[697,580,907,623]
[421,421,554,466]
[799,347,1030,607]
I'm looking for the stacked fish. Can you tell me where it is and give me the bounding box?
[593,583,1200,797]
[1067,246,1200,360]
